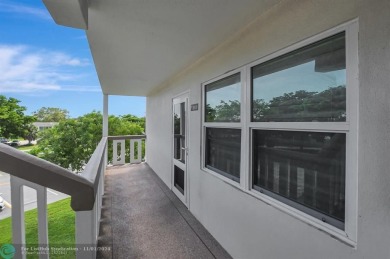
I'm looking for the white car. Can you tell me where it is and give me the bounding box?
[0,194,4,210]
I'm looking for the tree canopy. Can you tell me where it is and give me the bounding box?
[0,95,35,138]
[253,86,346,122]
[33,107,69,122]
[23,123,38,144]
[206,85,346,123]
[31,112,144,172]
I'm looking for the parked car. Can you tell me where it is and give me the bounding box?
[0,194,4,211]
[9,140,21,147]
[0,138,9,144]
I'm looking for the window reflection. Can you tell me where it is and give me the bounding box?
[252,130,345,227]
[252,32,346,122]
[205,73,241,122]
[174,102,186,162]
[206,128,241,182]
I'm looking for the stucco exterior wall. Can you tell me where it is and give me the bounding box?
[146,0,390,258]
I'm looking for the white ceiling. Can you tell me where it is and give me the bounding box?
[46,0,282,96]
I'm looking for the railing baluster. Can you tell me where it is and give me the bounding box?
[98,166,103,221]
[36,186,49,259]
[76,205,97,259]
[130,139,142,164]
[102,148,107,196]
[289,161,298,200]
[113,140,125,165]
[10,176,49,259]
[10,176,26,259]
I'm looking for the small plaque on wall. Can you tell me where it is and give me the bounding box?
[191,103,199,111]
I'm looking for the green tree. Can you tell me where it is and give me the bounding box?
[215,100,240,122]
[31,112,144,172]
[0,95,35,138]
[253,86,346,122]
[120,114,145,129]
[205,104,216,122]
[206,100,240,122]
[33,107,69,122]
[252,99,269,121]
[23,123,38,144]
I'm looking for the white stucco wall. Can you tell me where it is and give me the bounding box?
[146,0,390,258]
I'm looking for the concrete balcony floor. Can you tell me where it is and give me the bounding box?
[97,163,232,259]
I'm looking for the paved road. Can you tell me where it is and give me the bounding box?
[0,171,69,220]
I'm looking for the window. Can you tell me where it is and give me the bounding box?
[203,72,242,183]
[202,21,358,240]
[205,73,241,122]
[206,128,241,182]
[252,130,346,229]
[252,32,346,122]
[250,32,349,229]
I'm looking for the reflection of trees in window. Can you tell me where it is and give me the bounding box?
[174,113,180,134]
[253,85,346,122]
[206,100,240,122]
[205,104,216,122]
[173,112,184,161]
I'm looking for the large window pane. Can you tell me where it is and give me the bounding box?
[205,73,241,122]
[206,128,241,182]
[252,130,345,229]
[252,32,346,122]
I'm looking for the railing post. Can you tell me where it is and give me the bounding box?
[103,94,108,194]
[76,204,97,259]
[98,162,104,223]
[10,176,49,259]
[10,176,26,259]
[36,186,49,259]
[101,160,105,196]
[103,94,108,138]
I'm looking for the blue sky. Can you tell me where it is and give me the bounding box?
[0,0,146,118]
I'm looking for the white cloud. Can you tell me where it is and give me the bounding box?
[0,1,51,20]
[48,52,89,67]
[59,86,101,92]
[0,45,98,93]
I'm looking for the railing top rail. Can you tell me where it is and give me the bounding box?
[0,137,108,211]
[81,137,107,191]
[108,135,146,140]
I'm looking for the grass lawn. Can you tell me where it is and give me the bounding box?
[0,198,75,258]
[16,145,35,152]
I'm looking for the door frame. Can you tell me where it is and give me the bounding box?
[171,91,190,207]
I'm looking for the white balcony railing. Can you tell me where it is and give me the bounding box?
[109,135,145,165]
[0,134,146,259]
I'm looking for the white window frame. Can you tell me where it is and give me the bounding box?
[201,67,246,188]
[200,20,358,245]
[247,20,358,245]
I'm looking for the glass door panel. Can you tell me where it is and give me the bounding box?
[172,93,188,205]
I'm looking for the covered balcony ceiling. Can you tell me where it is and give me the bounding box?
[44,0,282,96]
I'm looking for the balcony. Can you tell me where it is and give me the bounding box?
[0,135,231,259]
